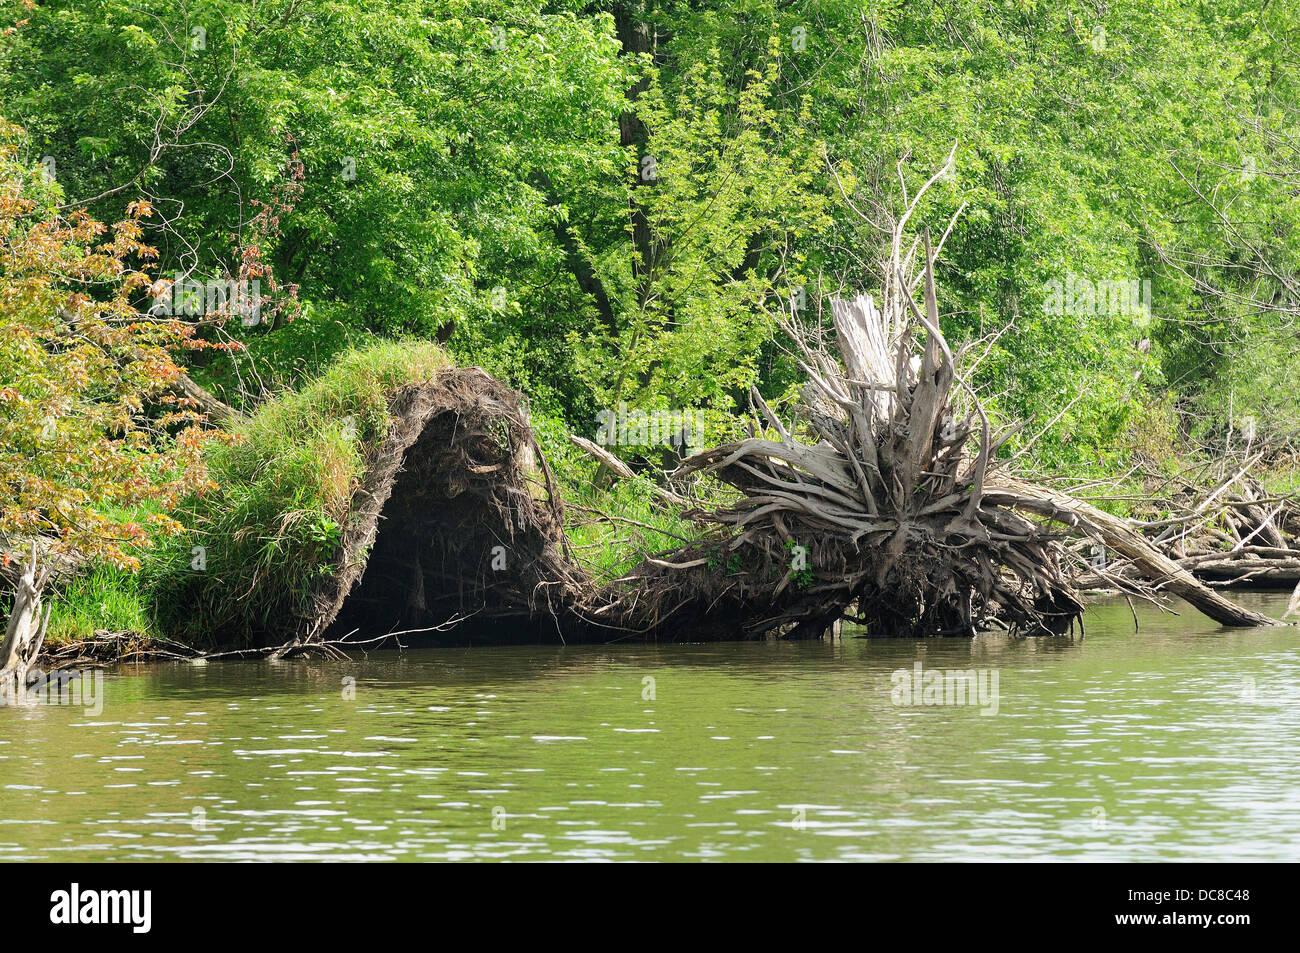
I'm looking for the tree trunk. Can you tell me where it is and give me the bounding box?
[1,546,52,683]
[983,478,1275,627]
[173,370,240,426]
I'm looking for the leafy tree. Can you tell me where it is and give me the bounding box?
[0,116,220,570]
[0,0,633,414]
[570,34,829,427]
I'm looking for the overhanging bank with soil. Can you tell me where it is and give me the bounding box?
[307,369,588,646]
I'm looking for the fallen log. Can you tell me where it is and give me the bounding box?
[568,434,687,506]
[981,478,1274,627]
[0,535,83,587]
[172,368,240,426]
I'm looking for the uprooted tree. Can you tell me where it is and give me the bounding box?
[17,139,1280,661]
[590,162,1277,640]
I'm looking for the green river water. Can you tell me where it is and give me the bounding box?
[2,591,1298,861]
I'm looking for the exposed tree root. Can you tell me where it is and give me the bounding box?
[302,368,589,647]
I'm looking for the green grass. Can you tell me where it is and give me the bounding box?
[46,568,155,646]
[148,339,451,645]
[525,406,705,578]
[563,474,702,581]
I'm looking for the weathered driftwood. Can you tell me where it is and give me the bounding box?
[981,478,1272,626]
[583,223,1068,636]
[1150,477,1300,586]
[0,534,83,587]
[0,546,52,683]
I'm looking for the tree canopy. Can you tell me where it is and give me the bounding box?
[2,0,1299,527]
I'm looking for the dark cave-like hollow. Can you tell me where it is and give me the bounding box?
[324,406,574,646]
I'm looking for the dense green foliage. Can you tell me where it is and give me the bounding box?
[5,0,1299,465]
[45,566,155,644]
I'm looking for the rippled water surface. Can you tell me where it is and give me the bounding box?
[2,592,1298,861]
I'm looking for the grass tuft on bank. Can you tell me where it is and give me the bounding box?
[45,567,156,647]
[147,340,452,645]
